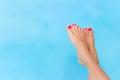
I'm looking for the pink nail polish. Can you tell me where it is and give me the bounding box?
[68,26,71,29]
[88,27,92,31]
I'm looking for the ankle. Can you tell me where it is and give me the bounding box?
[86,57,98,68]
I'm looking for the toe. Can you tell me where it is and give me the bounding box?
[84,28,89,37]
[81,29,85,38]
[78,26,83,36]
[71,24,76,33]
[87,27,94,38]
[67,25,74,39]
[74,26,78,33]
[72,24,77,33]
[83,28,87,39]
[86,29,89,35]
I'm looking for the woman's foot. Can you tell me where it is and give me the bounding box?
[67,24,92,66]
[83,27,99,80]
[83,28,99,64]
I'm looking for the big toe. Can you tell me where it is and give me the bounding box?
[67,25,74,39]
[87,27,94,38]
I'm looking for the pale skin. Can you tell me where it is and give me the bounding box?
[67,24,110,80]
[83,27,99,80]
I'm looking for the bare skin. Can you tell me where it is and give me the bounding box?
[83,28,99,64]
[67,24,92,66]
[67,24,110,80]
[83,28,99,80]
[78,27,99,66]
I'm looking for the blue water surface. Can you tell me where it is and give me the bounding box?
[0,0,120,80]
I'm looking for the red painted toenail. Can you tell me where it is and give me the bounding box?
[68,26,71,29]
[88,28,92,31]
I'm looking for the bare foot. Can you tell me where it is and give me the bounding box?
[83,27,99,64]
[67,24,92,66]
[83,27,99,80]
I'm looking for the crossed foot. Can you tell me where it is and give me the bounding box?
[67,24,99,66]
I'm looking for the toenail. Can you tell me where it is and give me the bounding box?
[68,25,72,29]
[88,28,92,31]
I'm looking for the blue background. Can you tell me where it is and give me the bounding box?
[0,0,120,80]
